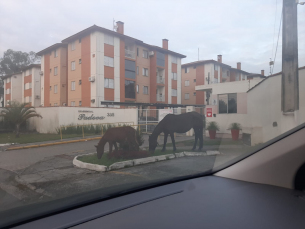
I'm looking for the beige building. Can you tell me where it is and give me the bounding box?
[2,72,23,106]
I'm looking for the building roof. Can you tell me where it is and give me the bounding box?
[37,43,67,56]
[247,73,266,78]
[247,66,305,93]
[181,59,231,68]
[1,72,22,80]
[21,64,41,71]
[60,24,186,58]
[230,67,250,75]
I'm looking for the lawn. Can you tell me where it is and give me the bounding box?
[167,138,243,147]
[78,149,183,167]
[0,132,100,144]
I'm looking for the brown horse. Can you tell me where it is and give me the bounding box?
[149,112,204,152]
[95,126,139,159]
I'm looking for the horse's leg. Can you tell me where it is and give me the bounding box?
[192,128,199,151]
[162,132,168,152]
[170,132,177,151]
[114,142,118,151]
[199,128,204,150]
[109,141,113,154]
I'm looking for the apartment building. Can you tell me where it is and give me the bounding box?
[37,43,68,107]
[37,21,186,107]
[2,72,22,106]
[21,64,41,106]
[181,55,265,105]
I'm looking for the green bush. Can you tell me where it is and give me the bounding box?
[57,124,115,136]
[206,121,220,131]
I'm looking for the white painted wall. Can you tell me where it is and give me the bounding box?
[40,56,44,106]
[11,74,22,103]
[114,36,120,103]
[32,67,41,107]
[246,68,305,144]
[28,107,138,134]
[167,55,172,103]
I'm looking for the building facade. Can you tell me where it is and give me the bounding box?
[37,22,186,107]
[2,72,22,106]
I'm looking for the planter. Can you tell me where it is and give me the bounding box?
[209,130,216,139]
[231,129,240,140]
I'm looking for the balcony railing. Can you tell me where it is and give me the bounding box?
[157,77,165,84]
[125,49,135,59]
[156,95,165,102]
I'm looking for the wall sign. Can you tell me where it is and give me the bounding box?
[78,114,105,120]
[206,108,212,117]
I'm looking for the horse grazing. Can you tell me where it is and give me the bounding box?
[149,112,204,152]
[95,126,139,159]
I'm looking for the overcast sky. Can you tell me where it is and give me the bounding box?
[0,0,304,75]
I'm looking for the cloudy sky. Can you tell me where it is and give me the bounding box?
[0,0,304,75]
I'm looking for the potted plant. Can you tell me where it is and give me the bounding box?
[206,121,220,139]
[228,123,242,140]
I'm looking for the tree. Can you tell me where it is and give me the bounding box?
[0,101,42,137]
[0,49,40,76]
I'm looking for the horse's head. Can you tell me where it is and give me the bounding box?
[95,144,104,159]
[148,135,158,153]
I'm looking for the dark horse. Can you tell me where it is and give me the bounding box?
[95,126,139,159]
[149,112,204,152]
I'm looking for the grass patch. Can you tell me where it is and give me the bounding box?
[167,139,243,147]
[78,149,183,167]
[0,132,100,144]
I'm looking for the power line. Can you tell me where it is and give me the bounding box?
[271,9,283,75]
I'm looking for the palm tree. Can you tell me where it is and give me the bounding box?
[0,101,42,137]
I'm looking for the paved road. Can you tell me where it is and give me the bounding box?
[0,135,246,213]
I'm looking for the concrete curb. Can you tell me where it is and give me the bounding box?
[6,137,101,151]
[73,150,220,172]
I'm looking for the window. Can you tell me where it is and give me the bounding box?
[172,73,177,80]
[236,73,240,81]
[172,56,177,64]
[79,101,82,106]
[71,101,75,106]
[50,69,52,73]
[6,88,10,94]
[227,70,230,76]
[71,41,75,50]
[214,64,218,71]
[143,86,148,95]
[79,80,82,85]
[104,78,114,88]
[143,50,148,59]
[136,66,139,75]
[193,92,196,96]
[125,59,136,79]
[172,89,177,97]
[79,59,81,64]
[24,83,32,90]
[50,86,52,91]
[71,61,76,71]
[185,80,190,86]
[125,80,135,99]
[54,67,58,76]
[104,56,114,67]
[218,93,237,114]
[156,51,165,67]
[185,93,189,100]
[6,78,10,83]
[194,79,196,83]
[104,34,114,45]
[137,85,139,93]
[142,68,149,76]
[79,38,81,43]
[185,67,189,73]
[71,81,75,91]
[54,49,58,57]
[54,85,58,94]
[137,48,139,56]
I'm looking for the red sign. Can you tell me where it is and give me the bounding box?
[206,108,212,117]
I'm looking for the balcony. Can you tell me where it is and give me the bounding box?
[125,49,135,59]
[157,76,165,84]
[156,94,165,102]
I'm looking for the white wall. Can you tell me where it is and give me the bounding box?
[246,68,305,144]
[32,67,41,107]
[167,55,172,103]
[177,57,182,104]
[28,107,138,134]
[11,74,22,103]
[40,56,45,106]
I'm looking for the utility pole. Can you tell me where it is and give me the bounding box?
[281,0,299,112]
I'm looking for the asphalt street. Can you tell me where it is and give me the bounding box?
[0,134,246,213]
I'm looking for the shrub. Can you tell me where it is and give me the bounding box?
[206,121,220,131]
[228,123,242,130]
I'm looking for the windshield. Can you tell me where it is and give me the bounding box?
[0,0,305,227]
